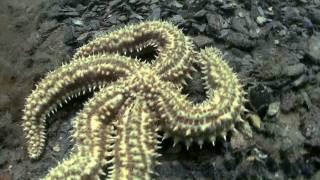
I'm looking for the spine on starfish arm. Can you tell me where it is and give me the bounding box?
[108,98,161,180]
[156,47,248,148]
[22,54,138,159]
[72,20,196,84]
[43,83,128,179]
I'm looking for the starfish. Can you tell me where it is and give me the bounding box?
[22,21,247,179]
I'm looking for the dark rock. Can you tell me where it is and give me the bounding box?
[108,0,122,8]
[168,0,183,9]
[59,0,90,7]
[292,74,308,87]
[206,13,226,32]
[46,5,80,21]
[24,32,43,55]
[192,35,214,48]
[284,63,306,77]
[231,17,248,34]
[23,58,34,69]
[118,15,128,22]
[0,150,9,167]
[88,19,100,30]
[169,15,185,26]
[155,160,192,179]
[14,16,29,29]
[301,106,320,146]
[39,20,59,35]
[220,30,256,49]
[249,84,273,116]
[308,7,320,25]
[194,9,207,18]
[300,90,313,110]
[282,7,302,24]
[308,87,320,107]
[76,32,92,45]
[130,13,144,20]
[303,17,314,32]
[230,131,249,150]
[63,25,76,45]
[306,35,320,64]
[220,2,237,11]
[280,91,298,113]
[149,6,161,20]
[191,23,206,33]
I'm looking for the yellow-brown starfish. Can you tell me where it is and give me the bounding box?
[22,21,247,179]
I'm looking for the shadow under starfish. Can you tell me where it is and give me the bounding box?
[22,21,247,179]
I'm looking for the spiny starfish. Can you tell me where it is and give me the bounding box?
[22,21,247,179]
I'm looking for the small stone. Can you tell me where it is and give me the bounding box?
[284,63,306,77]
[238,121,253,138]
[52,144,61,152]
[230,131,249,150]
[309,8,320,24]
[248,84,272,116]
[306,35,320,64]
[0,150,9,166]
[169,15,185,25]
[149,7,161,20]
[192,23,206,32]
[23,58,34,68]
[206,13,225,32]
[194,9,207,17]
[292,74,308,87]
[267,102,280,117]
[308,87,320,106]
[300,90,312,110]
[281,91,297,113]
[247,113,261,129]
[169,0,183,8]
[63,26,75,45]
[256,16,267,25]
[71,18,84,26]
[192,35,214,47]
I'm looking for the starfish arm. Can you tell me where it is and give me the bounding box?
[73,21,195,83]
[108,98,160,180]
[43,83,129,179]
[155,48,246,145]
[22,54,138,159]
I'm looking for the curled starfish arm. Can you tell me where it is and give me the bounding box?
[108,98,160,180]
[73,21,195,83]
[43,83,128,179]
[22,54,138,159]
[155,48,246,147]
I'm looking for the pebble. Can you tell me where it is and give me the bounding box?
[292,74,308,87]
[309,7,320,24]
[280,91,297,113]
[308,87,320,105]
[71,18,84,26]
[267,102,280,117]
[206,13,225,32]
[256,16,267,25]
[306,35,320,64]
[192,35,214,47]
[247,113,261,129]
[52,144,61,152]
[284,63,306,77]
[248,84,272,115]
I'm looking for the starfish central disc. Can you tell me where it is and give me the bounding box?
[131,65,160,93]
